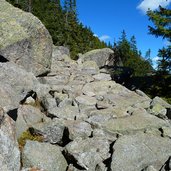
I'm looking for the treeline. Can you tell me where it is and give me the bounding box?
[111,30,153,76]
[7,0,107,58]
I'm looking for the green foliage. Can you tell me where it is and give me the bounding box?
[147,6,171,73]
[113,30,153,76]
[7,0,107,59]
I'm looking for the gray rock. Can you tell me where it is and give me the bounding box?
[16,105,45,138]
[0,108,20,171]
[49,105,80,120]
[149,96,171,118]
[34,119,66,145]
[149,103,167,116]
[80,48,114,68]
[152,96,171,109]
[65,137,110,170]
[0,83,18,111]
[142,165,157,171]
[0,62,39,106]
[111,133,171,171]
[52,46,70,60]
[93,73,111,81]
[0,0,53,76]
[75,95,97,106]
[93,128,118,142]
[42,97,57,111]
[22,140,67,171]
[41,75,70,85]
[102,108,169,134]
[63,120,92,140]
[81,60,99,75]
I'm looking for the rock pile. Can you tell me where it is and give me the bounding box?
[0,1,171,171]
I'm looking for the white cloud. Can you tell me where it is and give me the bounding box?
[99,35,111,41]
[164,40,171,46]
[93,34,98,37]
[152,56,160,69]
[152,56,160,62]
[137,0,171,13]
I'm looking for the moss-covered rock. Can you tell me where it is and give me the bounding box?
[0,0,53,76]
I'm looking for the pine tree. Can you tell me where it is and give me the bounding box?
[130,35,138,54]
[147,6,171,73]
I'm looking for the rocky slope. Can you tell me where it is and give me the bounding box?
[0,1,171,171]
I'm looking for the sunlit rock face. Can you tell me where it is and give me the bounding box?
[0,0,53,76]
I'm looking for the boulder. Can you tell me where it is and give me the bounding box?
[79,48,114,68]
[22,140,67,171]
[34,119,66,145]
[16,105,45,138]
[0,107,20,171]
[0,62,39,107]
[102,108,169,134]
[63,120,92,140]
[51,46,70,72]
[0,83,18,111]
[81,60,99,75]
[111,133,171,171]
[75,95,97,106]
[65,137,110,170]
[0,0,53,76]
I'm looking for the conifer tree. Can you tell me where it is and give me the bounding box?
[147,6,171,73]
[130,35,138,54]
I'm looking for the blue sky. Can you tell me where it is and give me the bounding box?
[76,0,171,68]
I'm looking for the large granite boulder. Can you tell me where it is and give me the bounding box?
[0,0,53,76]
[78,48,114,68]
[111,133,171,171]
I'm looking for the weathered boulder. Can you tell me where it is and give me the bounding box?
[16,105,45,138]
[0,108,20,171]
[0,83,18,111]
[75,95,97,106]
[48,105,80,120]
[33,119,66,145]
[63,120,92,140]
[111,133,171,171]
[51,46,70,72]
[64,137,110,170]
[102,108,169,134]
[78,48,114,68]
[0,62,39,109]
[0,0,53,76]
[81,60,100,75]
[22,140,67,171]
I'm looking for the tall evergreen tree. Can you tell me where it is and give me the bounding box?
[147,6,171,73]
[130,35,138,54]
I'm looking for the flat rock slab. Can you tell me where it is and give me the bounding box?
[22,140,67,171]
[111,133,171,171]
[102,108,169,134]
[75,95,97,106]
[93,73,111,81]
